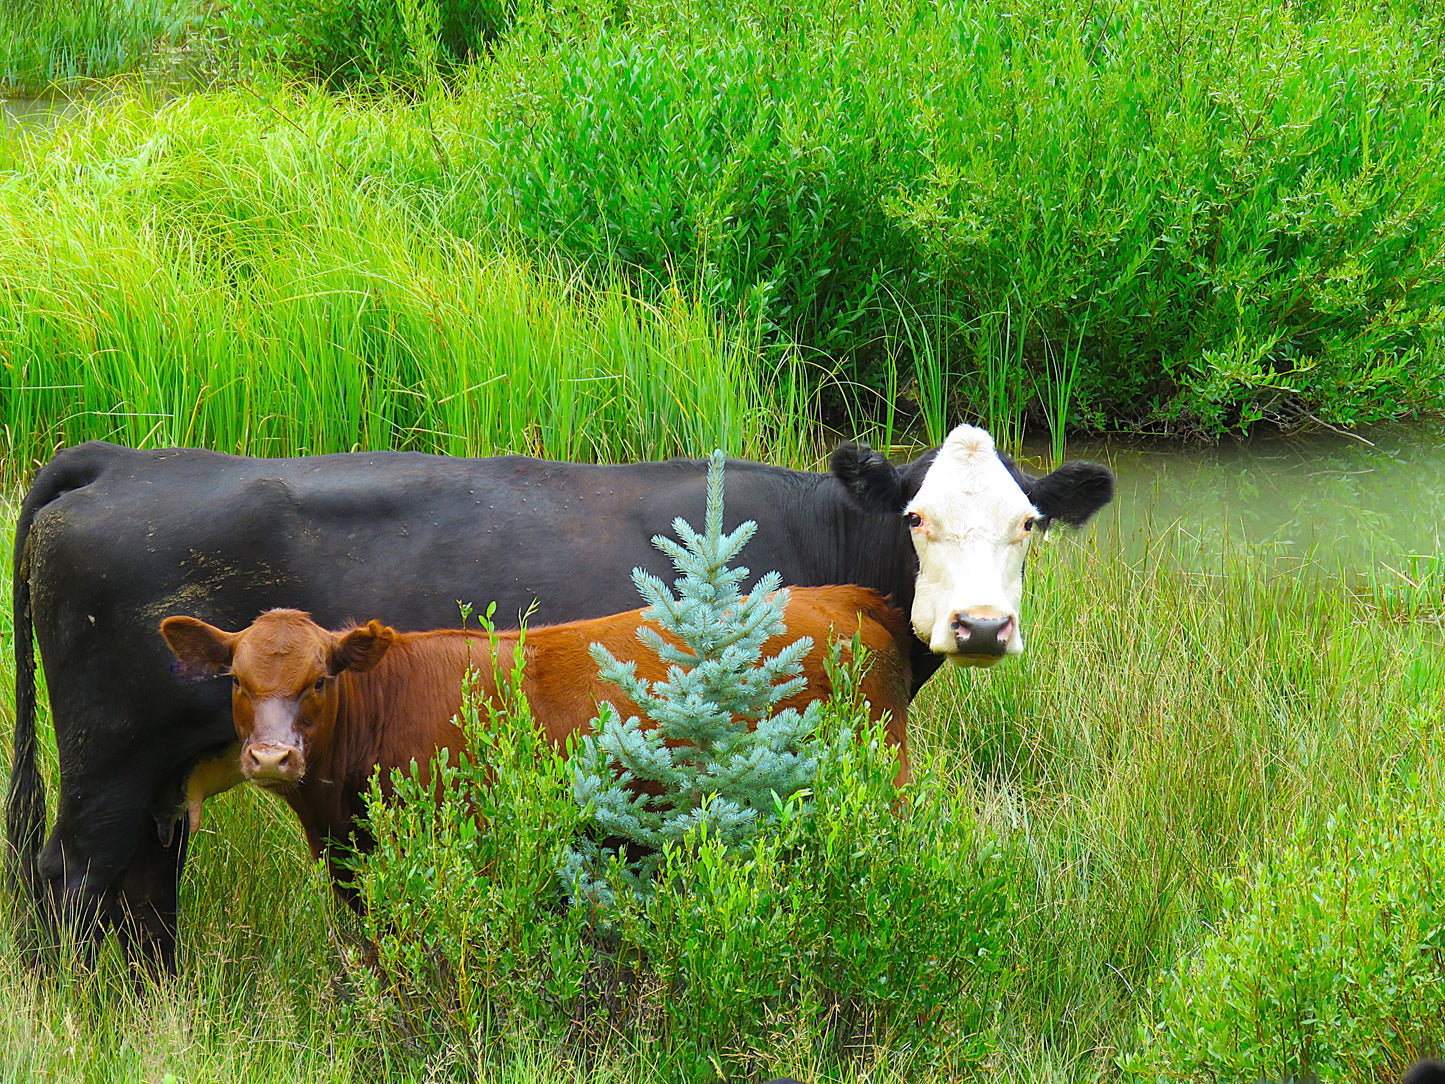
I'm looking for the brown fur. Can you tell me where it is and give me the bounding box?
[161,586,912,886]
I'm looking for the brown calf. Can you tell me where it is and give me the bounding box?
[160,586,912,887]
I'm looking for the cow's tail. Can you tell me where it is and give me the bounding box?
[7,448,104,911]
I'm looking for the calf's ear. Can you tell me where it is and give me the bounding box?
[831,442,906,512]
[331,620,396,674]
[160,616,237,682]
[1024,460,1115,529]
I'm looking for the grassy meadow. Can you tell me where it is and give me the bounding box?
[5,0,1445,1078]
[3,494,1444,1081]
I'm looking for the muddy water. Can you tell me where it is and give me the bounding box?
[1,96,79,135]
[1048,422,1445,578]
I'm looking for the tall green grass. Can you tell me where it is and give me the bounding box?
[0,95,817,473]
[0,0,193,92]
[917,518,1445,1077]
[8,0,1445,454]
[2,493,1441,1080]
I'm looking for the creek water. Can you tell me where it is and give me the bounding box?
[1,96,79,134]
[1047,421,1445,582]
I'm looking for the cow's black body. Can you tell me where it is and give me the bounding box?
[9,440,1112,969]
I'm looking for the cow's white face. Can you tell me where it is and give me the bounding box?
[905,425,1039,665]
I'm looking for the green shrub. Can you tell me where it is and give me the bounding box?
[1123,786,1445,1082]
[347,626,1015,1079]
[612,723,1014,1078]
[444,6,923,393]
[350,629,593,1046]
[225,0,518,84]
[436,0,1445,438]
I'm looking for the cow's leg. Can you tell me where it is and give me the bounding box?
[37,796,189,974]
[111,820,189,975]
[34,836,110,967]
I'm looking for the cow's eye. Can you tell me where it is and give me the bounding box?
[230,675,241,690]
[312,677,326,693]
[905,512,922,529]
[1023,516,1037,532]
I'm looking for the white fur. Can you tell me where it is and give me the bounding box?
[905,425,1038,663]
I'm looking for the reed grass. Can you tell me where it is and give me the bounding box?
[0,93,816,473]
[0,0,193,92]
[914,515,1445,1077]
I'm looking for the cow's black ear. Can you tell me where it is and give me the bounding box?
[831,442,905,512]
[1023,460,1115,529]
[160,615,236,683]
[332,620,396,674]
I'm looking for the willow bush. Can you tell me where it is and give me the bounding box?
[443,0,1445,437]
[224,0,518,85]
[1124,787,1445,1082]
[349,626,1015,1081]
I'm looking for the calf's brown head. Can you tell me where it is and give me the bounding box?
[160,609,396,787]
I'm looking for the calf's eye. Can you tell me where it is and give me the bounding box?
[1023,516,1037,532]
[905,512,922,528]
[312,677,326,693]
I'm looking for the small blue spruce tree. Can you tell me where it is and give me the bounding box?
[560,450,825,907]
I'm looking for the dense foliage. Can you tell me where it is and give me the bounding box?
[1125,789,1445,1081]
[224,0,515,84]
[4,0,1444,449]
[432,0,1445,439]
[349,623,1014,1079]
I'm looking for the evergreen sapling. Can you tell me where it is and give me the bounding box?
[561,450,826,906]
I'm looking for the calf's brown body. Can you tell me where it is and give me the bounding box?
[161,586,912,887]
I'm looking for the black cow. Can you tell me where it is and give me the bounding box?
[1405,1061,1445,1084]
[9,424,1112,969]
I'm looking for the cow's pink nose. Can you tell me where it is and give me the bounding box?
[242,742,304,782]
[950,612,1015,655]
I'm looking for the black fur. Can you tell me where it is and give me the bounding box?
[1015,458,1115,529]
[829,442,905,512]
[1403,1059,1445,1084]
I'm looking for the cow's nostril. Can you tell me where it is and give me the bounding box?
[243,743,304,781]
[950,612,1015,655]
